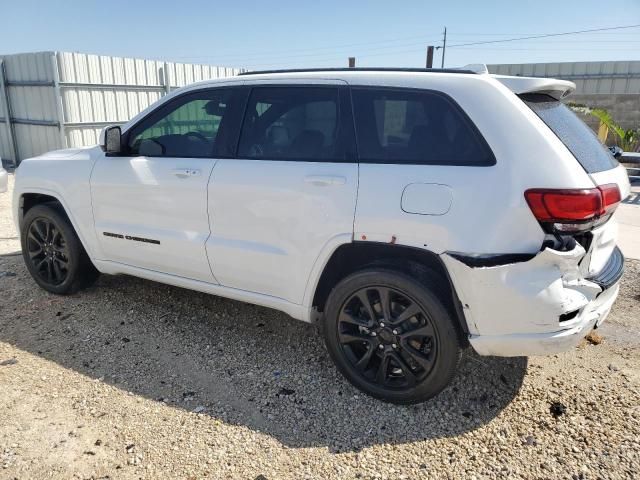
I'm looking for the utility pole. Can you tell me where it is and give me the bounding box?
[426,46,434,68]
[441,27,447,68]
[348,57,356,68]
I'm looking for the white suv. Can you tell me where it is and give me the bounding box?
[13,67,630,404]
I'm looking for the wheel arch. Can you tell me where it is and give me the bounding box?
[18,189,94,259]
[310,242,470,343]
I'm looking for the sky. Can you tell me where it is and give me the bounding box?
[2,0,640,70]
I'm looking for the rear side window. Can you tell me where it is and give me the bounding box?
[521,94,618,173]
[351,88,495,166]
[238,87,345,161]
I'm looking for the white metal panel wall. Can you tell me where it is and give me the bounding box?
[0,52,62,162]
[0,127,10,164]
[57,53,166,146]
[488,61,640,95]
[13,124,61,160]
[0,59,13,162]
[164,61,239,88]
[0,51,245,160]
[57,52,245,147]
[8,84,59,122]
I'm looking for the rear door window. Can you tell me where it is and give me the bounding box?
[521,93,618,173]
[238,86,348,161]
[351,88,495,166]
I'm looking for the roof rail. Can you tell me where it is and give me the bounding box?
[238,67,476,76]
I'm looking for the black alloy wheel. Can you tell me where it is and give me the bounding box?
[337,285,438,389]
[323,268,461,404]
[21,204,99,294]
[25,217,70,286]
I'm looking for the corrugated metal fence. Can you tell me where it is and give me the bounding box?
[488,61,640,95]
[0,51,245,164]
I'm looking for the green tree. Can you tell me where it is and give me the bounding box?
[570,105,639,152]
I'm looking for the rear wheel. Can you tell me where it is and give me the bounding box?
[323,268,461,404]
[21,204,99,294]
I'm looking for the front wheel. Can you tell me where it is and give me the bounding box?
[323,268,461,404]
[21,204,99,294]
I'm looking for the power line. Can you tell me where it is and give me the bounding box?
[170,34,441,61]
[447,31,640,36]
[220,39,640,69]
[169,40,439,65]
[171,36,640,66]
[162,24,640,68]
[455,46,640,51]
[446,24,640,48]
[467,39,640,43]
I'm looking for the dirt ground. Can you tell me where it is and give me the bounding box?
[1,174,639,479]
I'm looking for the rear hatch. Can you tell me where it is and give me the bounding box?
[495,74,630,280]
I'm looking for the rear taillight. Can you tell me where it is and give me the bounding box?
[525,183,621,233]
[598,183,622,214]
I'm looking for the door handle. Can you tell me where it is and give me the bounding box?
[303,175,347,186]
[171,168,200,178]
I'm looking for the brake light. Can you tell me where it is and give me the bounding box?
[598,183,622,214]
[525,183,621,233]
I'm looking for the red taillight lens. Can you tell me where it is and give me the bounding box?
[525,189,602,221]
[598,183,622,214]
[525,183,621,232]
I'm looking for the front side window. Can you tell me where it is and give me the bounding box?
[126,88,242,158]
[352,88,495,166]
[238,87,343,161]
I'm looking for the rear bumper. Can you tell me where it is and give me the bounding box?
[468,282,619,356]
[586,246,624,289]
[442,243,623,357]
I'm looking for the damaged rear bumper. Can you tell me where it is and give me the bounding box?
[467,283,618,356]
[442,244,623,357]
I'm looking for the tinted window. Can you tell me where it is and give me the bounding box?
[238,87,343,161]
[127,88,244,158]
[352,88,494,165]
[521,94,618,173]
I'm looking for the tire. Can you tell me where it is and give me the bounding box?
[323,268,461,404]
[21,203,99,294]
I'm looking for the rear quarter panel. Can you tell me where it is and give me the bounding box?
[353,74,597,255]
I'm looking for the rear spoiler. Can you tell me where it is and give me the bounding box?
[455,64,576,100]
[491,74,576,100]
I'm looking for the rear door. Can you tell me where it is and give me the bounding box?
[91,87,246,282]
[206,81,358,304]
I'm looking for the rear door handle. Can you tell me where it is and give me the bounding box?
[171,168,200,178]
[303,175,346,186]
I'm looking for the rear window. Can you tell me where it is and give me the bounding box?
[521,94,618,173]
[351,88,495,166]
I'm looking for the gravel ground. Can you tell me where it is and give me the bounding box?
[1,174,639,479]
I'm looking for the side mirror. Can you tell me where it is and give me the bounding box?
[100,126,122,154]
[608,145,623,158]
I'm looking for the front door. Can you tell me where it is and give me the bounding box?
[91,86,246,282]
[206,83,358,304]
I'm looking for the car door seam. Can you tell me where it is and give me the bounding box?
[203,160,220,284]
